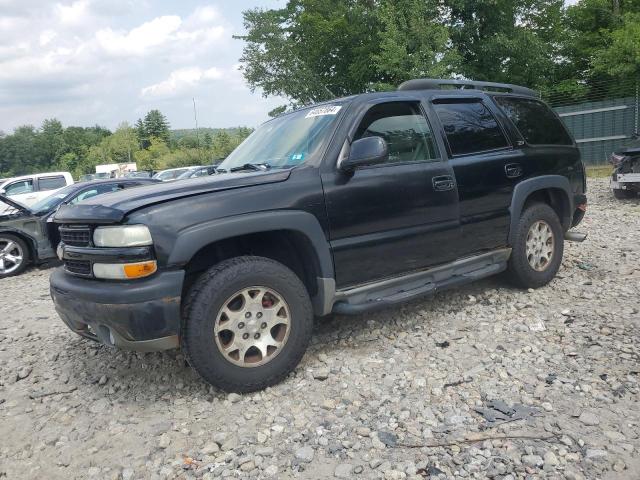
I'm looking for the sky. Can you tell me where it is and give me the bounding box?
[0,0,286,133]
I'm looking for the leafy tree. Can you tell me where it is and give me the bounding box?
[143,110,171,144]
[442,0,566,89]
[107,123,139,164]
[373,0,457,90]
[236,1,381,105]
[593,12,640,78]
[137,137,170,171]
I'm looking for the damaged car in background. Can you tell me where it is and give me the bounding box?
[0,178,158,278]
[610,133,640,199]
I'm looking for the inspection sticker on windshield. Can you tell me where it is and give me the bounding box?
[305,105,342,118]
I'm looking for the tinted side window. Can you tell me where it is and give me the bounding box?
[354,102,439,163]
[433,101,509,156]
[5,179,34,195]
[494,97,573,145]
[39,175,67,191]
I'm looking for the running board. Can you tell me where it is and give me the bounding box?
[332,248,511,315]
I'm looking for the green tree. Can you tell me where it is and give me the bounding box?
[442,0,566,89]
[143,110,171,144]
[107,123,139,164]
[236,0,381,105]
[373,0,457,90]
[593,13,640,78]
[137,137,170,171]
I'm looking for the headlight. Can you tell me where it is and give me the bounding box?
[93,225,153,247]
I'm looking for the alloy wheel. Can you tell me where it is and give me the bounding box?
[525,220,555,272]
[214,286,291,367]
[0,238,24,276]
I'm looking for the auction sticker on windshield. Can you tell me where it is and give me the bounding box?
[305,105,342,118]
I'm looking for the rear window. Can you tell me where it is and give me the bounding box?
[433,101,509,156]
[494,97,573,146]
[39,175,67,191]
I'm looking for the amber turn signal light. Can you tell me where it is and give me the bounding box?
[123,261,158,279]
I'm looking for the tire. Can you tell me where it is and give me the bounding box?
[613,188,636,199]
[506,203,564,289]
[0,234,30,279]
[182,256,314,392]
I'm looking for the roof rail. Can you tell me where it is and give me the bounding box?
[397,78,538,97]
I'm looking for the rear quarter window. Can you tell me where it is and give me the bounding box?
[494,97,573,146]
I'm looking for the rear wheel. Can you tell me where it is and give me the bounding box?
[0,234,30,279]
[507,203,564,289]
[613,188,636,199]
[182,256,313,392]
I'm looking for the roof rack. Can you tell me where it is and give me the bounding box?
[397,78,538,97]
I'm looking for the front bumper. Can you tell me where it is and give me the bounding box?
[50,267,184,351]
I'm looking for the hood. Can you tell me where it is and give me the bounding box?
[55,169,291,224]
[0,195,32,220]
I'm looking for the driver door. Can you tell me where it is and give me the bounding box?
[322,100,461,288]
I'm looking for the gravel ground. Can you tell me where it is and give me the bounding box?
[1,178,639,480]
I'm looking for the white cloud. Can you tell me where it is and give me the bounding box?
[96,15,182,56]
[141,66,224,98]
[55,0,90,25]
[0,1,286,132]
[39,29,57,46]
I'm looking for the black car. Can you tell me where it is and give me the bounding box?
[610,133,640,199]
[0,178,158,278]
[51,78,587,392]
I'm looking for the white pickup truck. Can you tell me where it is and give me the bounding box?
[0,172,74,207]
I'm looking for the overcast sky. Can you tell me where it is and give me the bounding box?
[0,0,286,133]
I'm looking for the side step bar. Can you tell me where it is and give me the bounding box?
[332,248,511,315]
[565,231,587,242]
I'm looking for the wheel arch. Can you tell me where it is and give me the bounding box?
[508,176,573,246]
[169,211,336,316]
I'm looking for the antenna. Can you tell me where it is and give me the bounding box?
[193,97,203,162]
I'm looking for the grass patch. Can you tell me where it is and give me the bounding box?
[586,166,611,178]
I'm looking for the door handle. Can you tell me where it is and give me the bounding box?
[432,175,455,191]
[505,163,523,179]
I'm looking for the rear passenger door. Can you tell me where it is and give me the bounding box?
[432,97,523,253]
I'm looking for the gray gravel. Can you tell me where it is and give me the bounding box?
[1,178,639,479]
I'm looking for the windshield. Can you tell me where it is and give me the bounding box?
[30,184,77,214]
[219,104,344,171]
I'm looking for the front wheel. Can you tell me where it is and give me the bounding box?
[507,203,564,289]
[182,256,314,392]
[0,234,30,279]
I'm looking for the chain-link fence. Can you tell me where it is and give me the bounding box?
[545,78,639,165]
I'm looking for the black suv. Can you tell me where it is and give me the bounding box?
[51,79,587,392]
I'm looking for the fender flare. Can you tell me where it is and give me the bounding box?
[508,175,573,245]
[167,210,334,280]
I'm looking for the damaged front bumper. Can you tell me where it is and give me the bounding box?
[50,267,184,351]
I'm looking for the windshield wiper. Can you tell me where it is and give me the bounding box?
[229,163,271,172]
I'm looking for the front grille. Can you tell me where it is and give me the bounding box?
[64,259,92,276]
[59,225,92,247]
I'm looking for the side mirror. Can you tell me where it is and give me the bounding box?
[339,136,388,172]
[0,189,5,196]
